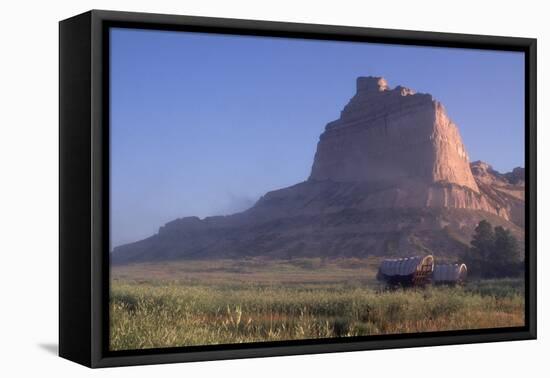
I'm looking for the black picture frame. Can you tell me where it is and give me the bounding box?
[59,9,537,368]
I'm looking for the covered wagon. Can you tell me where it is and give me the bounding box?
[433,263,467,285]
[376,255,434,287]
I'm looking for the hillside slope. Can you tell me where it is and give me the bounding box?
[111,77,524,264]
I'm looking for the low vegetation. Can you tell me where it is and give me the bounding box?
[110,258,524,351]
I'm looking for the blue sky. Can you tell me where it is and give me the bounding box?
[110,28,525,247]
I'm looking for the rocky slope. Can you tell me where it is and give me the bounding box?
[471,161,525,227]
[111,77,525,264]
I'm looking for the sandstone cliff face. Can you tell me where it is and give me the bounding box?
[309,77,479,192]
[308,77,511,218]
[111,77,525,264]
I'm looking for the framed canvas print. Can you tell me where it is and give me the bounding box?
[59,10,537,368]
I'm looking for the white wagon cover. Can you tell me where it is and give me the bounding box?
[379,256,433,277]
[433,263,467,282]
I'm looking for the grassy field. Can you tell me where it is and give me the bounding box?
[110,258,525,351]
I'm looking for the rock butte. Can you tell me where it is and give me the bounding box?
[111,76,525,263]
[310,77,478,191]
[308,76,510,219]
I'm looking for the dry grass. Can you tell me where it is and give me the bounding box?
[111,257,380,285]
[110,258,524,351]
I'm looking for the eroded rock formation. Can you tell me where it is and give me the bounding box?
[111,77,525,263]
[471,161,525,227]
[310,77,478,190]
[308,77,511,219]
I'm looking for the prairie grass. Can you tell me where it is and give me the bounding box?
[110,259,524,351]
